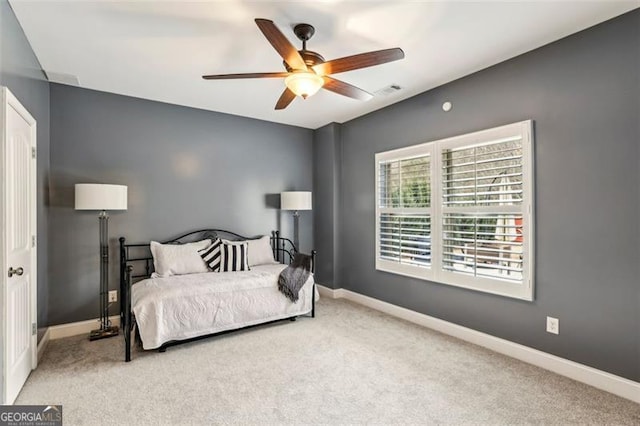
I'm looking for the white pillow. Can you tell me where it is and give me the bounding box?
[222,235,276,267]
[248,235,277,267]
[150,239,211,278]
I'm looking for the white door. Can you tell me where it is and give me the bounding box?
[1,87,37,405]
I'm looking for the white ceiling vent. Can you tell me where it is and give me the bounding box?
[374,84,402,97]
[44,71,79,86]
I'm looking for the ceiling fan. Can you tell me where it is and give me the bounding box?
[202,19,405,110]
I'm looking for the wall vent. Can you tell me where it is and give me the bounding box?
[374,84,402,97]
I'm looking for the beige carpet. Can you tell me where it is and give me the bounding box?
[17,298,640,425]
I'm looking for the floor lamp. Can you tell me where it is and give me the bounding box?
[75,183,128,341]
[280,191,312,251]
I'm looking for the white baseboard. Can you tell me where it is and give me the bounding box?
[316,284,344,299]
[37,328,50,363]
[317,285,640,404]
[49,315,120,340]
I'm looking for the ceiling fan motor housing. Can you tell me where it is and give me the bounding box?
[283,50,325,72]
[293,23,315,42]
[281,23,324,72]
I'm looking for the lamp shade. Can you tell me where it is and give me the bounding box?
[285,72,324,99]
[75,184,128,211]
[281,191,312,211]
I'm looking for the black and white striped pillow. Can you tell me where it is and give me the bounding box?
[199,238,222,272]
[220,241,250,272]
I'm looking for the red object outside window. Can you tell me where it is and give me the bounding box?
[515,217,523,243]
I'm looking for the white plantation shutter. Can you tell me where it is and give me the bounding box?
[441,137,523,207]
[378,155,431,209]
[379,213,431,267]
[376,151,433,278]
[441,137,525,283]
[375,121,534,300]
[442,213,523,280]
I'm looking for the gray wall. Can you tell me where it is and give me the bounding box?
[0,0,50,329]
[49,84,313,325]
[312,123,342,288]
[0,0,50,402]
[316,10,639,381]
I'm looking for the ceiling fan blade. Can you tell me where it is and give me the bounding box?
[313,48,405,76]
[255,19,308,71]
[322,77,373,101]
[202,72,289,80]
[275,88,296,110]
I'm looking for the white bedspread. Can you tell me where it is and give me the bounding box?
[132,264,316,349]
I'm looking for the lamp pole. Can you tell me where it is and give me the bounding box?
[75,183,127,341]
[99,210,109,331]
[293,210,300,251]
[91,209,119,340]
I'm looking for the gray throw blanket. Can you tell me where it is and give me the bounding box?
[278,253,312,302]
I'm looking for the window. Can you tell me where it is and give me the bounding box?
[375,121,534,300]
[378,153,433,276]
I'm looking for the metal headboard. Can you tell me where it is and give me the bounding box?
[118,229,307,284]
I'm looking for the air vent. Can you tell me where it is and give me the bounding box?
[44,71,80,86]
[374,84,402,97]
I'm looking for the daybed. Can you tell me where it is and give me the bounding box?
[119,229,316,362]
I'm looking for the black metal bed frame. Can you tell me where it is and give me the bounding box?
[119,229,316,362]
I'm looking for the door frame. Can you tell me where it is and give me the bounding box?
[1,86,38,404]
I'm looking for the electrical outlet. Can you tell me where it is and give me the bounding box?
[108,290,118,303]
[546,316,559,335]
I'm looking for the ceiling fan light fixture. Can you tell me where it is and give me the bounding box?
[285,72,324,99]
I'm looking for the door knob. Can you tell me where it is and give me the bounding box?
[8,267,23,277]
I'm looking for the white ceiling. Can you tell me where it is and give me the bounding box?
[9,1,638,129]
